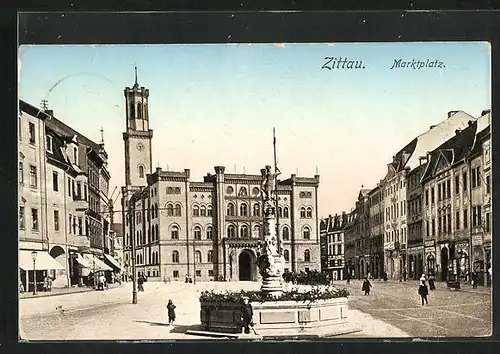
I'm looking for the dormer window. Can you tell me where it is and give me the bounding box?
[46,135,53,153]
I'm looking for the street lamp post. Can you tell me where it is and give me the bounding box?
[130,194,138,304]
[31,251,37,295]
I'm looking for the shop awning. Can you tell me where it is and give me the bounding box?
[73,253,92,268]
[19,250,65,271]
[103,254,122,271]
[82,253,113,272]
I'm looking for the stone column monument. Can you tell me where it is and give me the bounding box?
[258,165,284,297]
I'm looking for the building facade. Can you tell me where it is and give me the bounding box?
[368,185,384,279]
[320,213,346,280]
[19,100,115,291]
[121,78,322,282]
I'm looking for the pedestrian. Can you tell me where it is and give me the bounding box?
[47,276,53,292]
[403,270,407,282]
[43,275,49,292]
[138,274,144,291]
[167,299,176,325]
[420,273,426,282]
[346,271,351,284]
[429,272,436,290]
[383,272,388,282]
[19,280,25,293]
[471,271,478,289]
[418,280,429,305]
[241,296,255,334]
[362,277,372,295]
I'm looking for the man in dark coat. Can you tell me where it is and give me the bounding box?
[362,277,372,295]
[418,280,429,305]
[241,297,254,334]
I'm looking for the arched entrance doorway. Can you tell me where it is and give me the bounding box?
[238,250,255,281]
[441,247,449,281]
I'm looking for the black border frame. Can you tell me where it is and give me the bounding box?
[2,7,500,354]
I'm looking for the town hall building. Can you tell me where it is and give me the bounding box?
[121,74,321,282]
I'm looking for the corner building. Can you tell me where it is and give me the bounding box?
[121,78,321,282]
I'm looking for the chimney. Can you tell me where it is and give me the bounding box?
[481,109,491,116]
[468,120,474,127]
[448,110,459,118]
[429,125,437,130]
[455,129,462,135]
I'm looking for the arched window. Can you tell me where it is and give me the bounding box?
[148,227,151,242]
[207,205,213,217]
[129,103,135,119]
[138,165,144,178]
[193,205,200,217]
[172,250,179,263]
[252,187,260,195]
[194,226,202,240]
[206,226,213,240]
[228,225,236,238]
[240,203,248,217]
[300,207,306,218]
[195,250,202,263]
[283,207,289,218]
[306,207,313,218]
[304,249,311,262]
[144,103,148,120]
[240,225,249,238]
[207,250,213,263]
[167,204,174,216]
[303,227,311,240]
[155,224,159,240]
[227,203,235,216]
[284,249,290,262]
[282,226,290,240]
[175,187,181,194]
[167,187,173,194]
[253,225,261,238]
[175,204,182,216]
[239,187,247,196]
[253,203,260,217]
[200,205,207,217]
[278,207,283,218]
[171,225,179,240]
[137,102,142,119]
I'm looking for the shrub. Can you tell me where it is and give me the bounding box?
[282,270,329,286]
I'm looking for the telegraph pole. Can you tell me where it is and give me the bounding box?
[130,194,138,304]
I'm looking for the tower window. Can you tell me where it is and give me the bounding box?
[137,102,142,119]
[138,165,144,178]
[130,103,135,119]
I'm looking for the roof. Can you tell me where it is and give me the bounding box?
[359,189,371,198]
[420,119,479,183]
[404,110,476,170]
[45,113,101,152]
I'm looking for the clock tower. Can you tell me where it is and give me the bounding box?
[123,67,153,187]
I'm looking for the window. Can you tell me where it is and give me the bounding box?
[227,203,235,216]
[283,207,289,218]
[303,227,311,240]
[253,225,261,238]
[130,103,135,119]
[29,122,35,144]
[195,251,202,263]
[282,226,290,240]
[200,205,207,217]
[300,207,306,218]
[431,219,435,236]
[31,208,38,230]
[175,204,182,216]
[284,249,290,262]
[208,269,214,277]
[194,226,202,240]
[206,226,213,240]
[227,225,236,238]
[29,165,37,188]
[463,172,467,191]
[73,147,78,165]
[54,210,59,231]
[304,249,311,262]
[437,184,442,201]
[19,162,24,185]
[138,165,144,178]
[240,225,249,238]
[68,178,72,197]
[306,207,313,218]
[431,187,435,204]
[19,206,25,229]
[278,207,283,218]
[447,213,451,234]
[425,190,429,205]
[193,205,200,217]
[46,135,53,153]
[207,250,213,263]
[137,103,142,119]
[172,251,179,263]
[171,226,179,240]
[337,234,341,242]
[173,270,179,278]
[167,204,174,216]
[486,175,491,194]
[240,203,248,217]
[253,203,260,217]
[195,270,201,277]
[446,179,451,199]
[455,175,460,195]
[207,205,213,217]
[486,213,491,233]
[76,181,81,198]
[456,211,460,230]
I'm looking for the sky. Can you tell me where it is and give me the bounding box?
[18,42,491,218]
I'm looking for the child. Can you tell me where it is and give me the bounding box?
[167,299,176,326]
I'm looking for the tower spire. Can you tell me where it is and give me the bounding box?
[134,66,138,87]
[100,127,104,145]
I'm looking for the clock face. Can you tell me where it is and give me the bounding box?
[136,142,144,151]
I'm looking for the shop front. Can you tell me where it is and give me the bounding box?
[19,250,65,293]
